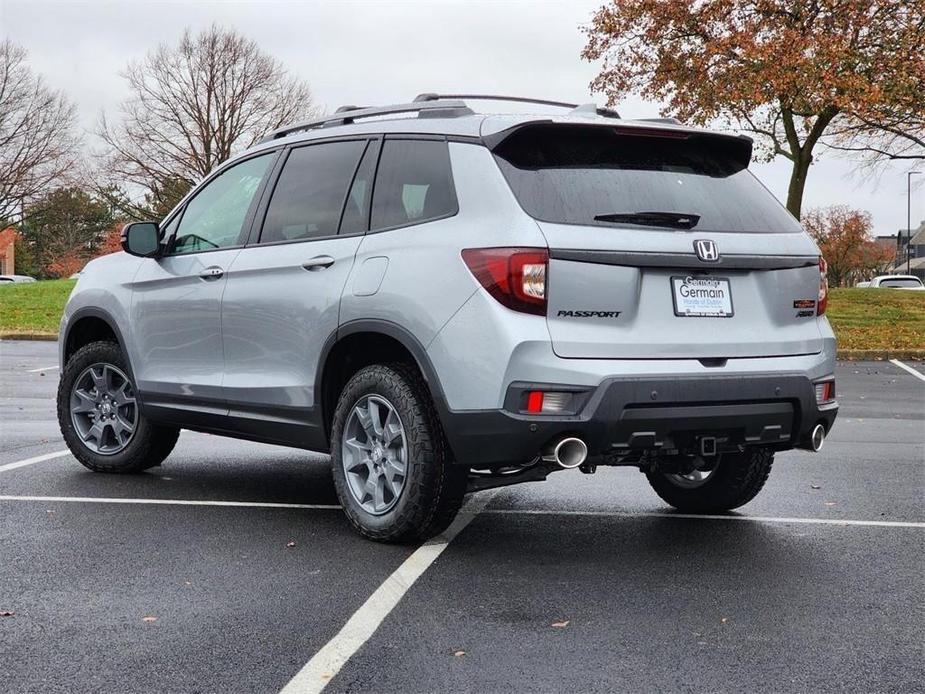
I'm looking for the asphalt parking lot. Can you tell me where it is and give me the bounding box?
[1,339,923,694]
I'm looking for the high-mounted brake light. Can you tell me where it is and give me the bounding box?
[461,247,548,316]
[817,256,828,316]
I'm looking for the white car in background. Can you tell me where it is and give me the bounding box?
[866,275,924,290]
[0,274,36,284]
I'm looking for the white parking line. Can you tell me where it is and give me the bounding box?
[482,508,925,529]
[0,450,70,474]
[25,365,58,373]
[890,358,925,383]
[279,492,495,694]
[0,495,340,510]
[0,493,920,529]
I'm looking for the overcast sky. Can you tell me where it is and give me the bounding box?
[2,0,921,236]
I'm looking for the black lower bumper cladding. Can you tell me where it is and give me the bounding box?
[442,373,838,467]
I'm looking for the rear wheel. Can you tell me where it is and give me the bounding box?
[57,341,180,473]
[330,363,467,542]
[645,447,774,512]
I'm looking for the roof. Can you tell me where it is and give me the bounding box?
[243,94,750,160]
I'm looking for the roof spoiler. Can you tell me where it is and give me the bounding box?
[483,120,754,169]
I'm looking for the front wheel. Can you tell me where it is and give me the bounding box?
[57,340,180,473]
[645,447,774,512]
[330,363,467,542]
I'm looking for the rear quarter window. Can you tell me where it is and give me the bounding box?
[371,139,457,230]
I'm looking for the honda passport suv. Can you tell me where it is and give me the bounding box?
[57,94,838,541]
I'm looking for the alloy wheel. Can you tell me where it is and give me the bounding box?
[341,394,408,515]
[69,363,138,455]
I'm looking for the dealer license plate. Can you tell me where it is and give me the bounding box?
[671,276,734,317]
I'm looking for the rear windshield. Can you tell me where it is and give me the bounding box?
[879,278,922,288]
[493,125,802,234]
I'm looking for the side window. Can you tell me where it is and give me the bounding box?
[339,142,379,236]
[259,140,366,244]
[370,139,457,230]
[171,153,273,255]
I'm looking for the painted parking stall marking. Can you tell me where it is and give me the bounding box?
[890,358,925,383]
[0,450,70,474]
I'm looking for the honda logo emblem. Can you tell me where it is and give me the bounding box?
[694,239,720,262]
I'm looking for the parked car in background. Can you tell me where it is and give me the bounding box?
[866,275,924,290]
[0,274,36,283]
[855,280,870,288]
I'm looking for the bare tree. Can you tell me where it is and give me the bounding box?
[0,40,79,224]
[99,25,318,216]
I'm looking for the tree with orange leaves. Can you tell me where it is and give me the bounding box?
[802,206,894,286]
[582,1,925,218]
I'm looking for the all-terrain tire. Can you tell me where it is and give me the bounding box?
[57,340,180,473]
[330,363,468,543]
[645,447,774,512]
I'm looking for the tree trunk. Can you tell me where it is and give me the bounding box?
[786,155,812,220]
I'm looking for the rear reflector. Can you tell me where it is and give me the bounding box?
[525,390,572,414]
[814,380,835,404]
[526,391,544,413]
[462,247,548,316]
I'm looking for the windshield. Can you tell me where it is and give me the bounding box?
[493,124,802,234]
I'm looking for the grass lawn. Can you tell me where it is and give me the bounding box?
[0,279,75,336]
[0,280,922,356]
[825,287,924,355]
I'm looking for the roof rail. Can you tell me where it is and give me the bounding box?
[258,99,475,143]
[414,93,620,119]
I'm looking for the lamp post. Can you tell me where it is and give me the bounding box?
[907,171,922,275]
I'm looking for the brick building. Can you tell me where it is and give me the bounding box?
[0,227,17,275]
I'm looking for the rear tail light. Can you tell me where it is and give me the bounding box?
[461,247,548,316]
[814,380,835,404]
[817,256,828,316]
[525,390,572,414]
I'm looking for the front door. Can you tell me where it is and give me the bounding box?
[130,151,276,411]
[220,139,375,446]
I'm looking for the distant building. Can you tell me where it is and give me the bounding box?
[894,220,925,279]
[0,227,17,275]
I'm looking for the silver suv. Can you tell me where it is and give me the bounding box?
[57,94,838,541]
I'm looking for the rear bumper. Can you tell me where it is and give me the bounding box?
[442,372,838,467]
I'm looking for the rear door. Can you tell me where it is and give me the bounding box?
[218,138,374,443]
[491,123,824,359]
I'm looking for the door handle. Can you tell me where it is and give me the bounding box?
[199,266,224,280]
[301,255,335,271]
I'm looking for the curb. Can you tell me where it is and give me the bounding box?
[0,332,59,341]
[837,350,925,361]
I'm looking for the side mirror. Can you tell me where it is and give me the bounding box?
[121,222,160,257]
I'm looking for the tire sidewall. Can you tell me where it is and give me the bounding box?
[646,448,773,512]
[57,341,156,471]
[330,365,440,537]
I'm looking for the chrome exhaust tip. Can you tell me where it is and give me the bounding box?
[542,437,588,469]
[810,424,826,452]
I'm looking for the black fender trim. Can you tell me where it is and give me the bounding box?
[63,307,133,376]
[317,319,459,454]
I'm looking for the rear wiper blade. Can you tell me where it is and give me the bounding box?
[593,211,701,230]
